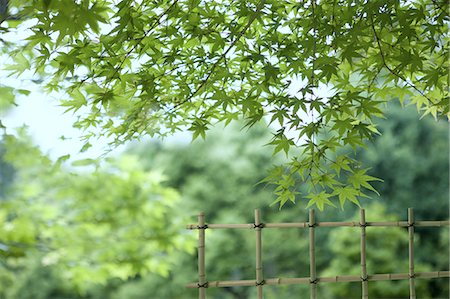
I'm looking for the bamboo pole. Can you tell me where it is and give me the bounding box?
[198,212,207,299]
[360,209,368,299]
[185,271,450,288]
[185,210,450,296]
[255,209,264,299]
[265,222,308,228]
[309,209,317,299]
[408,208,416,299]
[186,220,450,230]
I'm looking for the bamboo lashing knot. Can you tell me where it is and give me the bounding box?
[407,222,415,227]
[255,280,265,286]
[253,223,265,229]
[197,282,209,288]
[309,278,318,284]
[361,276,368,282]
[197,224,208,229]
[308,223,315,228]
[409,274,416,278]
[359,223,367,227]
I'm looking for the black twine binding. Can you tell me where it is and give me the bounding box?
[409,274,416,278]
[310,278,318,284]
[407,222,415,227]
[359,223,367,227]
[308,223,315,228]
[253,223,265,229]
[256,280,265,286]
[361,276,368,282]
[197,282,208,288]
[197,224,208,229]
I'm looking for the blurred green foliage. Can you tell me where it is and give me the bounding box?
[0,104,448,298]
[0,131,194,297]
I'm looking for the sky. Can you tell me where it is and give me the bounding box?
[3,87,125,160]
[0,23,115,161]
[1,71,195,163]
[2,85,194,162]
[0,18,127,162]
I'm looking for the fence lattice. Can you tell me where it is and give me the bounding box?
[186,208,450,299]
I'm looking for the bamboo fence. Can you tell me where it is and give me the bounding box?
[186,208,450,299]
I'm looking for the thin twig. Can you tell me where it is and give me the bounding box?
[430,0,447,13]
[169,0,266,112]
[369,15,431,102]
[100,0,179,94]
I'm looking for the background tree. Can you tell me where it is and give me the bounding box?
[1,0,448,208]
[359,102,449,221]
[355,102,449,297]
[0,131,194,297]
[0,142,14,197]
[0,105,448,297]
[126,123,313,298]
[109,112,449,298]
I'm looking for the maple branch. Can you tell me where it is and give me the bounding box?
[310,0,317,88]
[169,0,266,112]
[0,0,30,25]
[367,65,383,93]
[430,0,447,13]
[369,15,431,102]
[101,0,179,91]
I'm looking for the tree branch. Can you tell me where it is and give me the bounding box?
[102,0,179,90]
[430,0,447,13]
[369,15,431,102]
[169,0,266,112]
[0,0,8,24]
[0,0,32,25]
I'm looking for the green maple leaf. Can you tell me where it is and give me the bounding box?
[347,169,382,195]
[306,191,336,211]
[332,186,363,208]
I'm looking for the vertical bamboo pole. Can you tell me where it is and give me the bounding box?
[255,209,264,299]
[360,209,368,299]
[309,209,317,299]
[408,208,416,299]
[198,212,206,299]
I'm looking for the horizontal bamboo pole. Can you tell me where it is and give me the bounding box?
[414,221,450,227]
[186,271,450,288]
[186,220,450,230]
[265,222,308,228]
[186,223,253,229]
